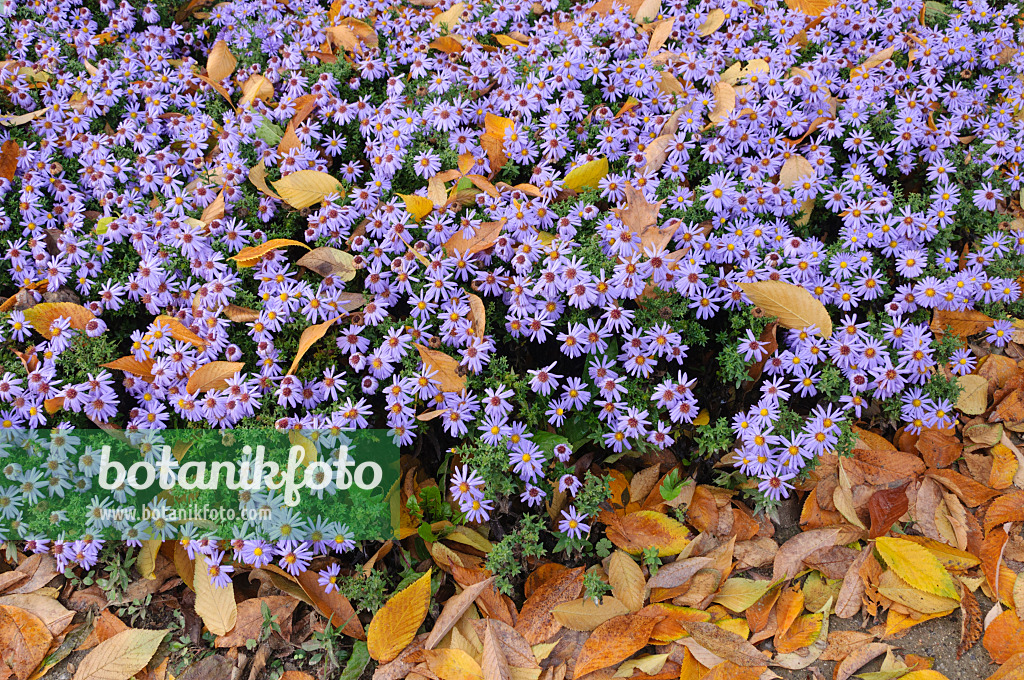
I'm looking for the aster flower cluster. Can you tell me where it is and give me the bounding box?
[1,0,1023,567]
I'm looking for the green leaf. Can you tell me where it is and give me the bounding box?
[340,641,371,680]
[255,118,284,144]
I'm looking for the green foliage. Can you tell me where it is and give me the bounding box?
[573,471,611,518]
[696,417,734,458]
[484,514,546,596]
[336,570,390,614]
[583,569,612,603]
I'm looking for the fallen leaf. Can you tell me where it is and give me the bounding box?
[646,18,675,57]
[206,40,236,82]
[367,570,432,662]
[443,220,504,256]
[679,621,768,667]
[708,82,736,124]
[775,610,824,654]
[608,551,646,612]
[288,316,339,376]
[784,0,836,15]
[851,46,895,79]
[835,642,889,680]
[425,577,496,649]
[926,469,1000,507]
[835,546,871,618]
[467,294,486,340]
[956,375,990,415]
[294,569,365,639]
[0,604,51,680]
[739,281,832,338]
[711,578,771,613]
[422,648,483,680]
[562,157,609,192]
[23,302,94,338]
[773,527,841,581]
[0,139,18,182]
[868,484,910,538]
[186,361,245,394]
[551,596,630,632]
[877,569,959,615]
[515,566,584,645]
[215,596,297,648]
[399,194,433,222]
[415,343,466,393]
[930,309,994,339]
[222,304,261,323]
[696,8,725,35]
[606,510,690,556]
[193,557,237,637]
[231,238,310,266]
[875,536,959,600]
[72,628,167,680]
[296,247,358,281]
[272,170,345,209]
[984,491,1024,535]
[481,623,511,680]
[958,583,982,659]
[773,598,832,670]
[985,610,1024,663]
[0,594,72,637]
[574,614,657,677]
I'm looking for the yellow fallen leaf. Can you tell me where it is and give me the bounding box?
[415,344,467,392]
[875,536,960,601]
[778,154,814,189]
[399,193,434,222]
[193,556,237,636]
[367,569,432,662]
[563,157,609,192]
[697,9,725,36]
[708,82,736,124]
[738,280,833,337]
[23,302,94,338]
[272,170,345,209]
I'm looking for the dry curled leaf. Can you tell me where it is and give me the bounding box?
[288,316,340,376]
[679,621,768,667]
[231,238,310,266]
[367,569,432,663]
[739,280,832,338]
[958,582,982,659]
[425,577,496,649]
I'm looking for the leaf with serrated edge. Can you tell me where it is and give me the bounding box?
[367,569,432,663]
[72,628,167,680]
[574,614,657,677]
[739,280,833,338]
[192,557,237,637]
[875,536,959,600]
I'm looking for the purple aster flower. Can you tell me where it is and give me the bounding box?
[558,507,590,540]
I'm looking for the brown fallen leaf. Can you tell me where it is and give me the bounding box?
[773,527,841,581]
[214,596,297,648]
[0,604,52,680]
[481,623,511,680]
[835,545,872,619]
[443,219,504,256]
[679,621,768,667]
[868,484,910,539]
[958,582,982,659]
[222,304,260,323]
[926,469,1000,507]
[551,597,630,632]
[206,40,236,82]
[425,577,496,649]
[984,491,1024,535]
[0,140,18,183]
[415,343,467,393]
[295,569,365,639]
[296,247,358,281]
[515,566,584,645]
[834,642,889,680]
[0,595,72,638]
[573,614,657,677]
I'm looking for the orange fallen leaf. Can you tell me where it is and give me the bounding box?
[985,610,1024,664]
[288,317,339,376]
[0,603,52,680]
[185,361,245,394]
[414,343,466,393]
[515,566,584,644]
[574,614,657,677]
[605,510,690,556]
[231,238,310,266]
[23,302,94,338]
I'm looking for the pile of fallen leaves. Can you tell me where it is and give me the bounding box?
[4,304,1024,679]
